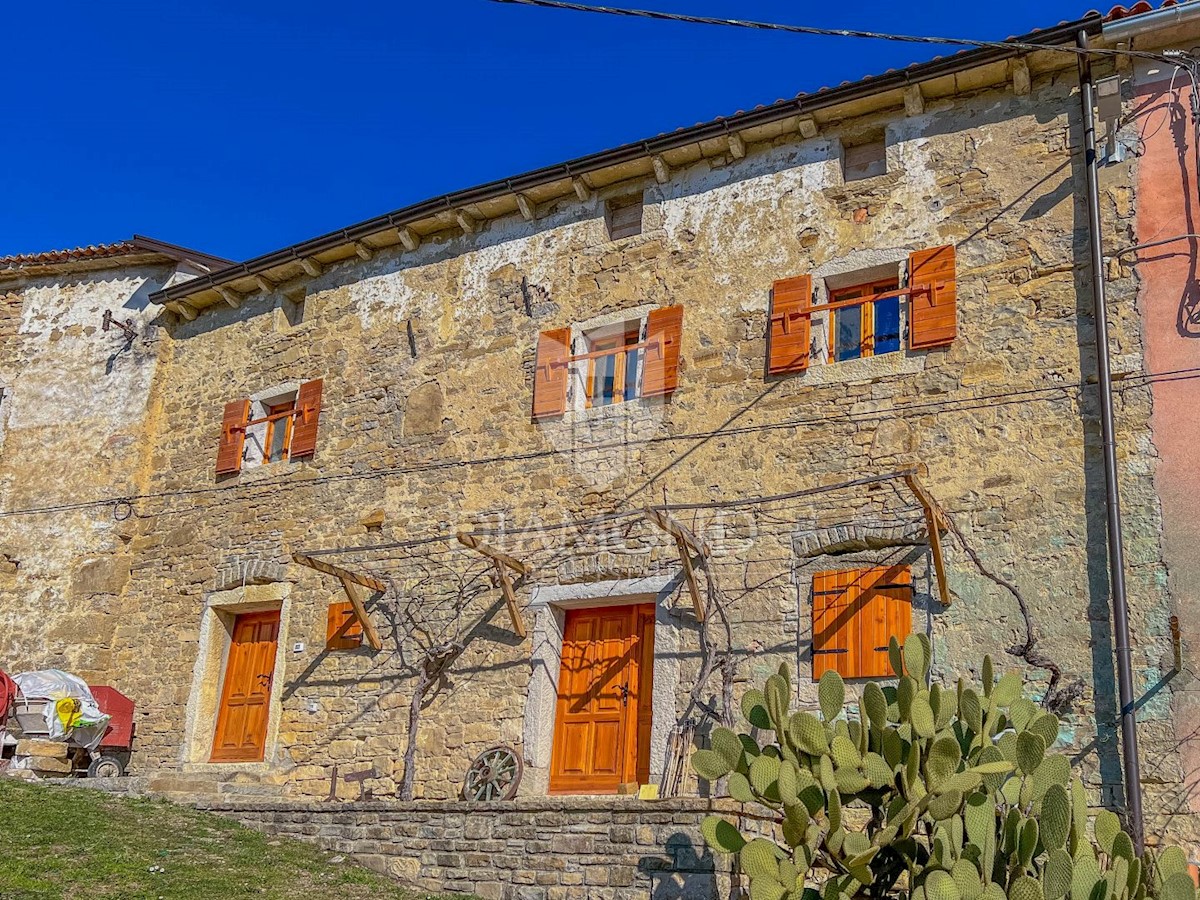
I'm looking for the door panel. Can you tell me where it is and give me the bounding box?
[549,603,655,794]
[211,610,280,762]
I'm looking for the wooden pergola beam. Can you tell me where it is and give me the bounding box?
[456,532,532,638]
[643,508,707,622]
[902,474,952,608]
[291,553,385,650]
[455,532,532,576]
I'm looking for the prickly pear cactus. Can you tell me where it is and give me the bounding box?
[691,635,1198,900]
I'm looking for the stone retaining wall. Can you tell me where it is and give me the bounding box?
[200,797,736,900]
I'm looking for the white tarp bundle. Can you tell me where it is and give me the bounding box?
[13,669,111,752]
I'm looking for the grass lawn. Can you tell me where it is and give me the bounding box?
[0,779,471,900]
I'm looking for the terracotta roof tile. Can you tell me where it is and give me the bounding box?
[0,241,142,268]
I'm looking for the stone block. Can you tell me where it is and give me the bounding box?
[16,739,69,759]
[27,756,73,775]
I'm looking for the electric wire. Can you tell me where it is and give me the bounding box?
[0,364,1191,522]
[487,0,1179,65]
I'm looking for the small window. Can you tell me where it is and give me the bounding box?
[826,277,901,363]
[605,194,643,240]
[263,400,296,463]
[843,138,887,182]
[812,564,912,680]
[326,601,363,651]
[583,321,642,408]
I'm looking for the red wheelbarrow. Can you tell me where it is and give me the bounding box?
[0,670,136,777]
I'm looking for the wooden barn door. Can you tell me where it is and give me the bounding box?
[211,610,280,762]
[549,604,655,794]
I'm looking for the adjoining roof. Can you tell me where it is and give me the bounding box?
[0,235,232,279]
[150,3,1175,313]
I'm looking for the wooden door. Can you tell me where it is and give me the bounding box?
[549,604,655,794]
[211,610,280,762]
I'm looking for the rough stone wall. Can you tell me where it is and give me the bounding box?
[1,67,1188,846]
[204,797,728,900]
[0,263,176,681]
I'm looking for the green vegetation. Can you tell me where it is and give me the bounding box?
[0,779,470,900]
[692,635,1199,900]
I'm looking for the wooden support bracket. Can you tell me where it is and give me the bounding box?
[643,508,708,622]
[902,474,952,608]
[292,553,385,650]
[456,532,532,637]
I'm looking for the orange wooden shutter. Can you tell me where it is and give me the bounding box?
[326,601,363,651]
[532,328,571,419]
[812,568,853,680]
[641,305,683,397]
[908,245,957,349]
[290,378,324,458]
[812,565,912,680]
[768,275,813,374]
[216,399,250,475]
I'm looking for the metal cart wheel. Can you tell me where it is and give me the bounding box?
[463,745,522,801]
[87,753,126,778]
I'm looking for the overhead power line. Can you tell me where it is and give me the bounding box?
[0,365,1192,522]
[487,0,1173,63]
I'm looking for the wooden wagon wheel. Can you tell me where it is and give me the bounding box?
[463,745,522,801]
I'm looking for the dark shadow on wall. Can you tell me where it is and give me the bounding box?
[1067,96,1126,809]
[639,830,722,900]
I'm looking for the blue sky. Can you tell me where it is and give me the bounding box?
[2,0,1095,261]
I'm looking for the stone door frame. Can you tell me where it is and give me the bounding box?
[521,575,683,795]
[180,581,292,772]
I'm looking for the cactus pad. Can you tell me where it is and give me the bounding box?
[702,814,747,854]
[819,669,845,722]
[790,711,829,756]
[1040,783,1071,850]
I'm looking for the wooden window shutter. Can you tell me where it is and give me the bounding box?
[216,399,250,475]
[532,328,572,419]
[811,565,912,680]
[326,601,363,651]
[908,245,958,350]
[290,378,324,458]
[768,275,813,374]
[641,305,683,397]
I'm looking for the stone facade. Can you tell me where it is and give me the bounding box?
[205,797,730,900]
[3,11,1200,875]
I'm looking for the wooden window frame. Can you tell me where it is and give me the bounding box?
[583,323,644,409]
[262,400,297,463]
[826,277,902,363]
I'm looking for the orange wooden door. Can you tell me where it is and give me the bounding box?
[211,610,280,762]
[549,604,655,794]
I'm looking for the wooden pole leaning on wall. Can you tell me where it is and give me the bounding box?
[643,508,709,622]
[455,532,530,639]
[292,553,384,650]
[901,468,953,608]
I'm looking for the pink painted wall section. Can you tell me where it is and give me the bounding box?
[1134,72,1200,810]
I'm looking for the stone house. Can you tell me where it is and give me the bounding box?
[4,3,1200,896]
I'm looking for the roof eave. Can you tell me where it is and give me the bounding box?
[150,12,1104,311]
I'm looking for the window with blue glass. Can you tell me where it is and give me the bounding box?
[828,278,902,363]
[584,321,642,407]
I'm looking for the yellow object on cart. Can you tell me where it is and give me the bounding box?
[55,697,82,730]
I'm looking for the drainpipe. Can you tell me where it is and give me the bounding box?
[1076,29,1145,854]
